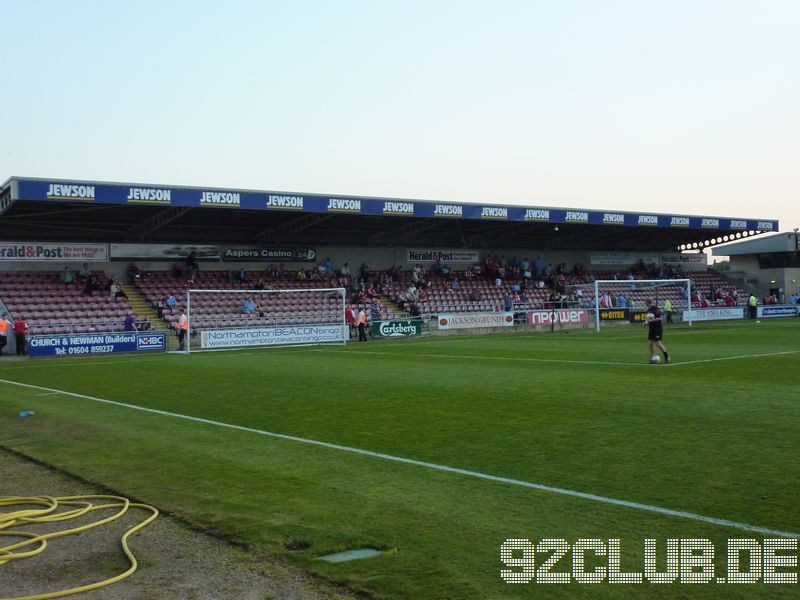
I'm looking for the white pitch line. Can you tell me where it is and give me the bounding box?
[35,391,62,396]
[665,350,800,367]
[0,377,796,539]
[313,348,649,367]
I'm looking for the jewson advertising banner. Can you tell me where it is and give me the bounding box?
[200,325,346,348]
[527,309,589,326]
[406,248,480,264]
[11,178,780,232]
[437,312,514,330]
[0,242,108,262]
[28,332,166,358]
[372,320,422,337]
[682,308,744,321]
[757,305,800,318]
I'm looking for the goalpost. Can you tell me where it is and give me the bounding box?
[185,287,347,353]
[592,279,692,332]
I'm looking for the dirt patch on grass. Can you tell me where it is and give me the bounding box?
[0,448,361,600]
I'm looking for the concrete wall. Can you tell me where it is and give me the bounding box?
[729,255,800,300]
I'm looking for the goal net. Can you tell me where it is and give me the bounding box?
[185,287,347,352]
[591,279,692,332]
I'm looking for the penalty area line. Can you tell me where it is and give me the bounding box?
[665,350,800,367]
[0,377,797,540]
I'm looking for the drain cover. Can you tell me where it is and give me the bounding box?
[319,548,382,563]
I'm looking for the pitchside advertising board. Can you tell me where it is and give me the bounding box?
[28,332,166,358]
[598,308,630,321]
[682,308,745,321]
[757,305,800,318]
[372,320,422,337]
[9,178,778,232]
[527,309,589,326]
[0,242,108,261]
[200,325,346,349]
[437,312,514,330]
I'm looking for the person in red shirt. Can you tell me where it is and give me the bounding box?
[13,316,28,356]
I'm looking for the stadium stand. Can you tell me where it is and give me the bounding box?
[0,270,133,335]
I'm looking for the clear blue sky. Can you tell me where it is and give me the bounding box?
[2,1,798,237]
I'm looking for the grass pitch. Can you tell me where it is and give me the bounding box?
[1,319,799,598]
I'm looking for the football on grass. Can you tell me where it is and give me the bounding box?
[650,355,661,364]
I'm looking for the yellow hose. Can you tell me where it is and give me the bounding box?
[0,495,158,600]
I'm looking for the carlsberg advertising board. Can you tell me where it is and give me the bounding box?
[372,320,422,337]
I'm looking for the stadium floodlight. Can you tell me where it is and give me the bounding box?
[592,279,692,332]
[185,287,347,353]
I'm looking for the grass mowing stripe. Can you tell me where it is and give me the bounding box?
[314,349,651,367]
[2,376,797,540]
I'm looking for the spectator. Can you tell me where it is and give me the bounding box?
[255,279,266,290]
[127,262,141,283]
[186,251,199,273]
[345,305,357,338]
[77,263,91,281]
[450,278,460,291]
[242,297,256,314]
[369,300,381,338]
[470,288,482,302]
[123,313,137,331]
[725,292,736,307]
[503,293,513,312]
[138,317,152,331]
[324,257,334,274]
[156,296,166,317]
[110,281,127,299]
[83,274,100,295]
[341,262,351,278]
[13,315,28,356]
[296,269,307,280]
[62,267,75,286]
[238,268,248,283]
[166,294,177,311]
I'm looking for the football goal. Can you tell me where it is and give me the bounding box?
[185,287,347,353]
[591,279,692,332]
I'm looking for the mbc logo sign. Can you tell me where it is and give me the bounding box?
[137,334,166,350]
